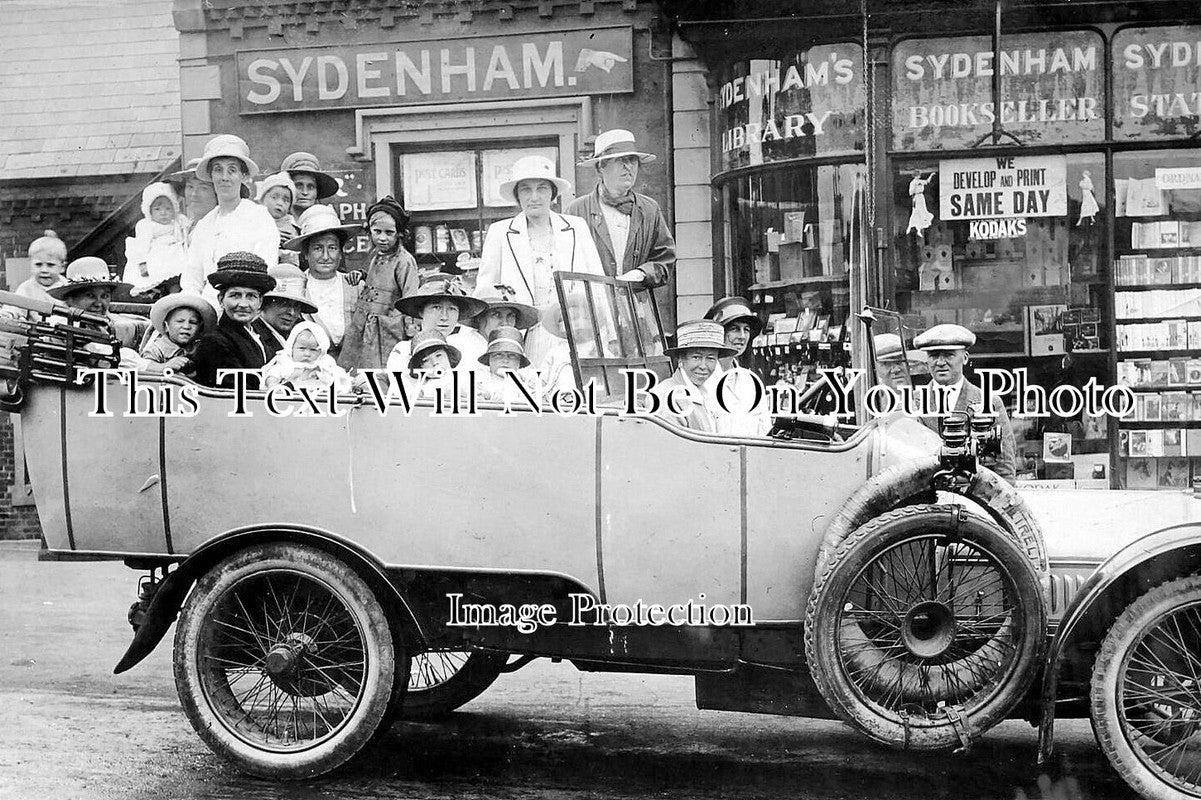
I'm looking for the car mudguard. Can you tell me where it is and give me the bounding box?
[113,524,425,674]
[1036,524,1201,763]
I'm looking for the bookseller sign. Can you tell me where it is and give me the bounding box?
[236,27,633,113]
[939,155,1067,221]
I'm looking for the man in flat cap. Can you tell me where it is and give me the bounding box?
[566,129,675,290]
[913,323,1017,482]
[872,332,927,392]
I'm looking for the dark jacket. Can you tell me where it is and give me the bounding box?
[920,378,1017,482]
[252,318,287,362]
[191,314,269,388]
[565,187,675,288]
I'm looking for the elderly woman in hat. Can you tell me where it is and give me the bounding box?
[475,155,604,367]
[566,129,675,289]
[190,251,277,388]
[913,322,1017,482]
[649,320,738,433]
[339,196,419,371]
[280,152,340,218]
[252,264,318,361]
[283,205,364,360]
[48,257,148,350]
[181,135,280,308]
[386,272,486,373]
[704,296,770,436]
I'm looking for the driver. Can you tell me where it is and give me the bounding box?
[873,332,927,391]
[912,323,1016,482]
[652,320,737,433]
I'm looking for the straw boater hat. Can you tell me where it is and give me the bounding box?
[665,319,738,358]
[280,152,339,200]
[395,272,487,320]
[478,326,530,368]
[255,171,297,204]
[578,129,657,165]
[282,205,361,252]
[498,155,572,199]
[47,257,126,300]
[149,292,217,335]
[407,329,461,370]
[874,333,927,363]
[195,134,259,183]
[207,251,276,294]
[263,264,317,313]
[473,284,540,330]
[913,323,976,352]
[704,296,763,339]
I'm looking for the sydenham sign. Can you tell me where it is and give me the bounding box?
[939,154,1067,233]
[236,27,633,114]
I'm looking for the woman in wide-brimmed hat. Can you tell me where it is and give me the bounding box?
[385,272,486,374]
[48,257,147,350]
[181,134,280,310]
[703,297,770,437]
[167,157,218,231]
[189,250,278,388]
[339,195,419,371]
[650,320,739,434]
[474,154,604,368]
[455,284,540,370]
[281,205,363,360]
[280,151,339,217]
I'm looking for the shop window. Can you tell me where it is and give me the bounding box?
[392,139,558,283]
[1113,149,1201,490]
[892,153,1110,482]
[724,163,866,388]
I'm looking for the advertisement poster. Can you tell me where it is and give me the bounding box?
[939,154,1067,220]
[402,151,478,211]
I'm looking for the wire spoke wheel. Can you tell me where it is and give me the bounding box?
[175,544,397,779]
[1093,576,1201,800]
[409,651,473,692]
[399,650,507,720]
[806,504,1044,750]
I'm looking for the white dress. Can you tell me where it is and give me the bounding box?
[181,200,280,308]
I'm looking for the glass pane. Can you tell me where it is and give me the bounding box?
[481,147,559,208]
[562,280,601,358]
[587,281,620,359]
[632,290,666,356]
[609,285,642,358]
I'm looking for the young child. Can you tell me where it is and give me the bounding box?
[477,326,534,404]
[263,320,355,393]
[406,329,461,400]
[123,183,188,293]
[256,172,300,266]
[14,230,68,304]
[138,293,217,376]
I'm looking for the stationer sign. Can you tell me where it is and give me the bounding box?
[939,155,1068,222]
[1113,26,1201,140]
[892,31,1105,150]
[236,27,633,114]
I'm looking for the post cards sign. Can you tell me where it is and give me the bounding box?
[939,155,1068,221]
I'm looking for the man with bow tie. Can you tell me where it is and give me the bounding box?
[566,129,676,291]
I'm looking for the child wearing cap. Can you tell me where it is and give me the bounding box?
[406,329,461,400]
[137,293,217,377]
[123,182,188,294]
[263,320,355,393]
[477,326,535,404]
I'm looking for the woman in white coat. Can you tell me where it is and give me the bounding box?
[475,155,604,367]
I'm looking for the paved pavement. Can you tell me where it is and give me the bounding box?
[0,542,1131,800]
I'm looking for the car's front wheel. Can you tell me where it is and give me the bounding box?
[1090,575,1201,800]
[173,543,398,779]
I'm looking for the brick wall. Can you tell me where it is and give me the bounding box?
[0,415,42,541]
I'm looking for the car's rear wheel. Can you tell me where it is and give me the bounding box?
[805,504,1045,750]
[400,651,507,719]
[1090,575,1201,800]
[174,543,397,779]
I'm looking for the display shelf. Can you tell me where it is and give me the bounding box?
[748,275,845,290]
[1115,282,1201,291]
[1117,316,1201,323]
[903,285,1089,308]
[1115,247,1201,257]
[1126,385,1201,392]
[1118,420,1201,427]
[1117,349,1201,357]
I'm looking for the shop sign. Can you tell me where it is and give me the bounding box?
[236,27,633,114]
[892,31,1105,151]
[968,219,1028,239]
[1157,166,1201,190]
[1114,27,1201,140]
[939,155,1067,220]
[716,44,864,171]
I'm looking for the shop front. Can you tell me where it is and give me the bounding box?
[672,1,1201,488]
[173,0,681,320]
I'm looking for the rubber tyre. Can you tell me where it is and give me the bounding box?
[805,504,1046,750]
[1090,575,1201,800]
[173,543,397,779]
[400,651,507,720]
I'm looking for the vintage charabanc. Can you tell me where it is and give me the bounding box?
[3,273,1199,800]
